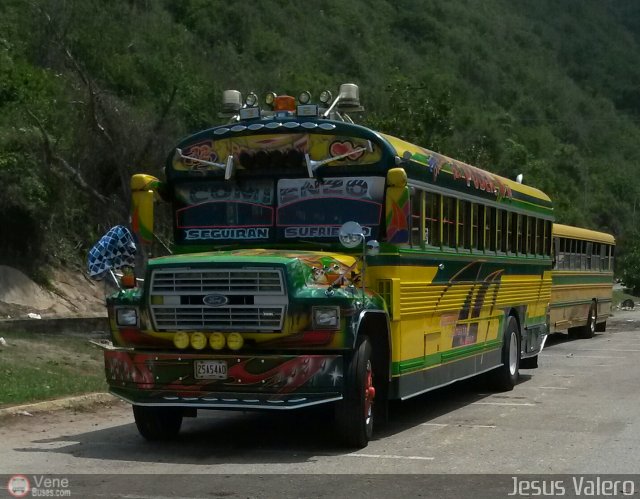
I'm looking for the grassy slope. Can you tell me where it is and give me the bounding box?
[0,332,106,407]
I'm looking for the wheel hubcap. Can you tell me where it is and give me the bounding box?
[364,360,374,426]
[509,333,518,375]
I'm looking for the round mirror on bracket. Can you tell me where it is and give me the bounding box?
[338,221,364,248]
[366,239,380,256]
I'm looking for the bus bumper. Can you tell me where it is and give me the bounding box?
[102,346,344,410]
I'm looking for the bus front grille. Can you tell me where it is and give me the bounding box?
[149,267,287,332]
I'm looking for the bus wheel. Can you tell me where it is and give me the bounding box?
[336,336,375,448]
[132,405,183,441]
[489,316,520,391]
[577,302,597,339]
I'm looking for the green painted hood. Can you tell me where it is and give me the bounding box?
[147,248,361,293]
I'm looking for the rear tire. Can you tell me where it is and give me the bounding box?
[336,336,375,449]
[577,302,596,339]
[595,320,607,333]
[488,316,520,391]
[132,405,183,441]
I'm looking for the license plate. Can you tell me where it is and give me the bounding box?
[194,360,228,380]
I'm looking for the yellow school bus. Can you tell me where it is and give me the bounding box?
[551,224,615,338]
[92,84,554,448]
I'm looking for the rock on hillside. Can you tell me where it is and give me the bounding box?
[0,266,106,319]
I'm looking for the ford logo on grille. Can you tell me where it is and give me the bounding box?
[202,294,229,307]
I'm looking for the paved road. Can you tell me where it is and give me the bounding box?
[1,311,640,497]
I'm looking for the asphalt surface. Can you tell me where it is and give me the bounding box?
[1,310,640,497]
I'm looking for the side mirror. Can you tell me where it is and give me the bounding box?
[366,239,380,256]
[338,221,365,248]
[131,174,160,245]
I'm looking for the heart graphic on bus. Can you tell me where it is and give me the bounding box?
[330,141,365,161]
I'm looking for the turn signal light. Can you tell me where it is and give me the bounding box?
[274,95,296,112]
[120,267,136,288]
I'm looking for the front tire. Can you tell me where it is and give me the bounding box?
[132,405,183,441]
[336,336,375,448]
[489,316,520,391]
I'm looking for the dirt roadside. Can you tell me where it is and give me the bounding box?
[0,265,106,319]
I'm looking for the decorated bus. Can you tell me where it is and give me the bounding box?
[90,84,554,448]
[550,223,615,338]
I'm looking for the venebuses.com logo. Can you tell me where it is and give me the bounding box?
[6,475,30,498]
[6,475,71,497]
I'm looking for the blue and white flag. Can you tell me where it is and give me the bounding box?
[87,225,137,280]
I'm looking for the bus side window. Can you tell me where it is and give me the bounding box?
[602,244,609,271]
[535,219,543,255]
[504,211,512,253]
[442,196,456,248]
[425,191,440,247]
[558,237,566,269]
[610,245,615,272]
[544,220,551,256]
[509,213,517,254]
[410,187,422,247]
[592,243,600,271]
[458,199,471,250]
[496,209,504,252]
[473,204,483,251]
[486,206,496,252]
[568,239,575,269]
[526,216,534,255]
[517,214,525,254]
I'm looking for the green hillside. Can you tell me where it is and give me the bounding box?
[1,0,639,279]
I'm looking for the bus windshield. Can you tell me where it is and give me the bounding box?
[277,177,384,241]
[174,179,275,243]
[173,176,385,244]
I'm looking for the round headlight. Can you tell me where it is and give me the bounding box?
[190,332,207,350]
[209,332,226,350]
[227,332,244,351]
[245,92,258,107]
[298,90,311,104]
[319,90,332,104]
[173,332,190,349]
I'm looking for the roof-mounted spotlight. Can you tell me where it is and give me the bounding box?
[222,90,242,113]
[245,92,259,107]
[322,83,364,117]
[338,83,360,108]
[319,90,332,104]
[298,91,311,104]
